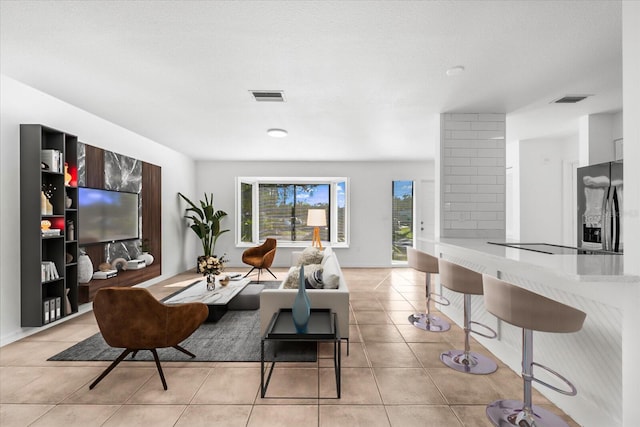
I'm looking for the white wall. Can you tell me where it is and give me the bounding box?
[190,160,434,269]
[0,75,197,345]
[579,112,621,166]
[519,134,578,244]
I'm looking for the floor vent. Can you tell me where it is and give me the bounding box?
[250,90,286,102]
[552,95,591,104]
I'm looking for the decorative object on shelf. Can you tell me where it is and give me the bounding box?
[78,251,93,283]
[307,209,327,249]
[136,252,154,266]
[41,219,52,230]
[65,288,72,315]
[41,191,47,215]
[41,149,63,173]
[66,252,73,263]
[111,257,128,271]
[41,183,56,215]
[219,275,230,287]
[98,262,113,272]
[178,192,229,257]
[64,162,72,186]
[65,193,72,208]
[45,198,53,215]
[66,220,74,241]
[292,264,311,333]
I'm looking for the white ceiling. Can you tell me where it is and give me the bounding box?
[0,1,622,161]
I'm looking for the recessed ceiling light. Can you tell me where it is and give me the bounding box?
[267,128,288,138]
[446,66,465,76]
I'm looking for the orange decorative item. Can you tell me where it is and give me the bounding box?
[40,220,51,230]
[306,209,327,249]
[64,162,72,186]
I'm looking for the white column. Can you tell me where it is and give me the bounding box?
[440,113,506,239]
[578,113,618,166]
[622,2,640,425]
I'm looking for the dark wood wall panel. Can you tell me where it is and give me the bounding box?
[84,144,104,189]
[77,147,162,303]
[84,246,106,270]
[83,144,107,268]
[142,162,162,270]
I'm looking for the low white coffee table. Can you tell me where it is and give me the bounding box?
[163,276,251,321]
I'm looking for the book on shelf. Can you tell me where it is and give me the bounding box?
[41,229,61,237]
[41,261,59,282]
[43,299,50,324]
[41,149,63,173]
[92,269,118,280]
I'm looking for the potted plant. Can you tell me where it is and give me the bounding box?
[178,192,229,259]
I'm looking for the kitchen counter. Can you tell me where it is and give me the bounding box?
[418,238,640,427]
[434,238,632,281]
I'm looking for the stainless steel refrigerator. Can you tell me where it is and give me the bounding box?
[577,160,623,252]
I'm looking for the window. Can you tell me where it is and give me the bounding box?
[392,180,414,262]
[237,177,348,247]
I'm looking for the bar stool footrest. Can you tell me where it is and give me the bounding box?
[429,293,450,307]
[469,320,498,339]
[530,361,577,396]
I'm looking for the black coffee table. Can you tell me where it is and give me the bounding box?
[261,308,341,398]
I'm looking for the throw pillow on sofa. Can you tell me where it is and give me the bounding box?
[297,246,324,266]
[283,266,300,289]
[282,264,329,289]
[320,253,340,289]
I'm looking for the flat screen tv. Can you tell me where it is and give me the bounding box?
[78,187,140,245]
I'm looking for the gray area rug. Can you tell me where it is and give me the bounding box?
[48,281,317,363]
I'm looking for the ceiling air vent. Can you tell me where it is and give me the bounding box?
[552,95,591,104]
[250,90,286,102]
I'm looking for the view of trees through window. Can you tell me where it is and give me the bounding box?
[238,178,348,246]
[258,184,330,242]
[392,180,414,261]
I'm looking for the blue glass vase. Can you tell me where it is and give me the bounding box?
[292,265,311,333]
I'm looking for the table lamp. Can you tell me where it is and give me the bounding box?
[307,209,327,249]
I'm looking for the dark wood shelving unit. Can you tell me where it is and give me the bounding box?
[20,124,79,326]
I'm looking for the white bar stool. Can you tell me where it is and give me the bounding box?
[483,274,587,427]
[438,259,498,374]
[406,248,450,332]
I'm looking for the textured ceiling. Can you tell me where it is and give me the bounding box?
[0,1,622,161]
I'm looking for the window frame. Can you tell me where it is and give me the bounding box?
[235,176,350,248]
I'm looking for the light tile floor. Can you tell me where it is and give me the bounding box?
[0,268,580,426]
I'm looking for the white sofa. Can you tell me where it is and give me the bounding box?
[259,247,350,343]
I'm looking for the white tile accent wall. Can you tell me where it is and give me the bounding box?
[440,113,506,238]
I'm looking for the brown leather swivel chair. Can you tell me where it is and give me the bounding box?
[90,287,208,390]
[242,238,277,283]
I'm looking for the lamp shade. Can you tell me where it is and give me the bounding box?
[306,209,327,227]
